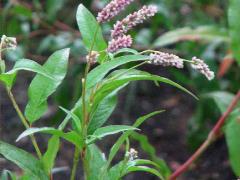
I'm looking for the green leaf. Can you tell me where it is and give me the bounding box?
[1,170,17,180]
[76,4,107,61]
[203,91,235,113]
[42,136,60,174]
[88,91,117,134]
[46,0,65,21]
[86,144,107,180]
[60,107,82,134]
[126,166,164,180]
[113,48,139,56]
[0,73,16,88]
[25,48,70,123]
[107,111,164,167]
[153,26,229,48]
[87,125,138,144]
[8,59,55,80]
[0,59,55,89]
[93,69,197,109]
[0,141,48,180]
[86,55,149,89]
[17,127,83,148]
[225,109,240,176]
[228,0,240,64]
[131,132,171,178]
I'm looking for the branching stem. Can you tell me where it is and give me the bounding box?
[169,90,240,180]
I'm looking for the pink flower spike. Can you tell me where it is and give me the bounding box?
[149,52,184,69]
[107,35,133,53]
[97,0,134,23]
[191,57,215,80]
[111,5,158,39]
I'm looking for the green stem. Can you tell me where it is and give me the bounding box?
[70,147,80,180]
[7,89,42,159]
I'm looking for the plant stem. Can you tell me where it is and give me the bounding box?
[169,90,240,180]
[70,147,80,180]
[7,89,42,159]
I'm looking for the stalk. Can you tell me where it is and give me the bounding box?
[0,40,42,159]
[169,90,240,180]
[70,26,100,180]
[7,89,42,158]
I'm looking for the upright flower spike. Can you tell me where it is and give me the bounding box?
[111,5,158,39]
[191,57,215,80]
[97,0,134,23]
[149,52,184,69]
[107,35,133,53]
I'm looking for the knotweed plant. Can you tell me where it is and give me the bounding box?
[0,1,215,180]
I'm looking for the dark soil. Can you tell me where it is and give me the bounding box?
[0,65,236,180]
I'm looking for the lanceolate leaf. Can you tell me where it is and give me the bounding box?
[93,69,197,109]
[86,144,107,180]
[0,59,55,89]
[0,141,48,180]
[126,166,164,180]
[86,55,149,89]
[131,132,171,177]
[204,91,235,113]
[17,127,83,148]
[7,59,55,80]
[87,125,138,144]
[76,4,107,51]
[42,136,60,174]
[225,109,240,176]
[153,26,229,48]
[76,4,107,60]
[0,170,17,180]
[25,48,70,123]
[107,111,164,167]
[228,0,240,64]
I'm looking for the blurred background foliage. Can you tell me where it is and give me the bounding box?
[1,0,240,179]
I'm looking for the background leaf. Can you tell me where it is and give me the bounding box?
[225,109,240,176]
[153,26,229,48]
[228,0,240,64]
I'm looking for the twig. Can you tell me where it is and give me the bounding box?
[7,89,43,159]
[169,90,240,180]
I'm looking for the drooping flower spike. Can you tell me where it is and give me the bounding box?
[111,5,158,39]
[97,0,134,23]
[191,57,215,80]
[148,52,184,69]
[107,35,133,53]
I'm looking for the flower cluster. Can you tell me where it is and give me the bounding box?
[1,35,17,50]
[86,51,100,64]
[107,35,133,53]
[149,52,184,69]
[111,5,158,39]
[98,0,158,53]
[97,0,134,23]
[126,148,138,161]
[191,57,215,80]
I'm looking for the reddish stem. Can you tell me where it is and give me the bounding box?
[169,90,240,180]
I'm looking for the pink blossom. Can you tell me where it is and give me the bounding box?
[111,5,158,38]
[97,0,134,23]
[107,35,133,53]
[191,57,215,80]
[149,52,184,69]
